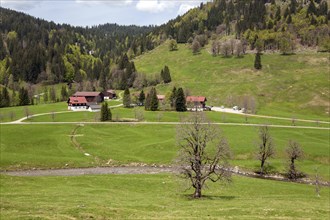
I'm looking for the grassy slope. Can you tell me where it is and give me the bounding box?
[0,102,68,122]
[26,106,329,128]
[1,124,329,180]
[1,174,329,219]
[134,43,330,121]
[0,124,95,170]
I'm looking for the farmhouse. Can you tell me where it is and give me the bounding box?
[73,91,104,103]
[186,96,207,110]
[103,90,117,100]
[68,91,104,111]
[67,96,88,111]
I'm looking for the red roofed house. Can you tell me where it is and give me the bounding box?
[67,96,88,111]
[73,91,104,103]
[68,91,104,111]
[186,96,207,111]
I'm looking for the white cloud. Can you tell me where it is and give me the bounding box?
[1,0,43,10]
[177,3,196,15]
[136,0,176,13]
[75,0,133,7]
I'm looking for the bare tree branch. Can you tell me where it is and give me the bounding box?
[176,112,231,198]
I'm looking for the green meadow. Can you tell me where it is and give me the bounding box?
[25,106,329,128]
[1,43,329,220]
[1,124,329,180]
[1,174,329,219]
[134,43,330,121]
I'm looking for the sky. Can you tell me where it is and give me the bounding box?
[1,0,209,27]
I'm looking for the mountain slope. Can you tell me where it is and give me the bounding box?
[134,42,329,120]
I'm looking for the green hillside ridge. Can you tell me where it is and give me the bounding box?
[134,42,329,120]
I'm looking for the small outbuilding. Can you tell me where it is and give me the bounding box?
[157,95,166,103]
[103,90,117,100]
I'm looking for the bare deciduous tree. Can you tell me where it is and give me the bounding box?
[285,140,304,179]
[256,125,275,175]
[24,107,30,119]
[9,111,15,121]
[221,41,231,57]
[51,111,55,121]
[314,167,321,197]
[176,113,231,198]
[235,41,243,57]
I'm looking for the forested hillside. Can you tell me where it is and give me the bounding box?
[154,0,329,51]
[0,0,329,108]
[0,7,156,86]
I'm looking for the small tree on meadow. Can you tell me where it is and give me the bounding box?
[49,86,56,102]
[176,112,232,198]
[256,125,275,175]
[161,65,172,83]
[285,140,304,179]
[100,102,112,121]
[43,87,48,103]
[192,40,201,54]
[138,90,145,106]
[147,87,158,111]
[254,53,262,70]
[169,86,177,109]
[168,39,178,51]
[123,88,131,108]
[175,87,186,112]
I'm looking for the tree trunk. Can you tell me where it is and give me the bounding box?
[194,185,202,198]
[260,160,265,175]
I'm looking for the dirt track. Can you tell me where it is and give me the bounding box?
[1,166,176,177]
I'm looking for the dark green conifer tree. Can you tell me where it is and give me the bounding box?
[163,65,171,83]
[169,86,177,109]
[175,87,186,112]
[61,85,68,101]
[149,87,159,111]
[100,102,111,121]
[138,90,145,105]
[145,93,151,110]
[1,87,10,107]
[18,87,29,106]
[123,88,131,108]
[254,53,262,70]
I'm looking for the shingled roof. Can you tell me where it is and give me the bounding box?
[186,96,207,102]
[68,96,87,104]
[73,92,102,97]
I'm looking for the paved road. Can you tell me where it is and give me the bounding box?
[3,104,123,124]
[211,106,330,124]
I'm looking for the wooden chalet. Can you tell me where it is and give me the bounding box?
[157,95,165,103]
[186,96,207,110]
[67,96,88,111]
[72,91,104,103]
[103,90,117,100]
[68,91,104,111]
